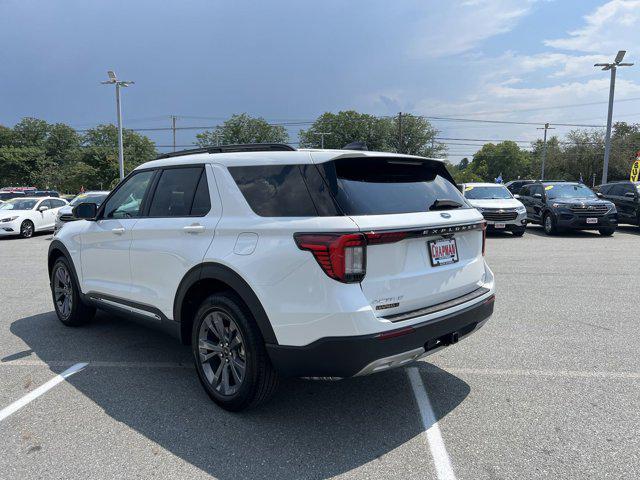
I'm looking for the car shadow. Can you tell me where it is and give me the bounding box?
[524,225,608,239]
[8,311,470,479]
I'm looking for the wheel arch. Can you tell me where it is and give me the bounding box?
[48,240,82,293]
[174,263,278,346]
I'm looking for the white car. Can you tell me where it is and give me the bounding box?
[460,182,527,236]
[54,191,110,233]
[49,144,495,411]
[0,196,69,238]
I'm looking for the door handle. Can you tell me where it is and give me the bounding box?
[112,227,125,235]
[183,224,205,234]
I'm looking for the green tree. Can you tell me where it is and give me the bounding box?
[0,146,47,186]
[388,114,446,157]
[299,111,444,156]
[470,141,531,181]
[196,114,289,146]
[45,123,82,164]
[298,111,391,151]
[78,124,157,189]
[0,125,14,147]
[610,122,640,181]
[11,117,50,148]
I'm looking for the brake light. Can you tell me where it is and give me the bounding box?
[364,231,408,245]
[481,221,487,256]
[294,233,366,283]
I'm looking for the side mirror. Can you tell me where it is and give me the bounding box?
[72,202,97,220]
[624,191,636,198]
[38,205,49,212]
[596,192,604,198]
[533,193,542,199]
[513,194,520,199]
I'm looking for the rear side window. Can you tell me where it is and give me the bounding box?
[50,199,66,208]
[229,165,319,217]
[148,167,209,217]
[317,157,467,215]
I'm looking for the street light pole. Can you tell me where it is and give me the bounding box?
[101,71,134,181]
[595,50,634,184]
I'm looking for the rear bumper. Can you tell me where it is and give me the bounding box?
[266,294,495,378]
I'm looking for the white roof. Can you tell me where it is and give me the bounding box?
[16,196,65,201]
[136,148,445,170]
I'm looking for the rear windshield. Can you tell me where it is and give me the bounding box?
[318,157,467,215]
[229,157,465,217]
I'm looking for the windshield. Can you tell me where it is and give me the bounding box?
[464,185,512,200]
[0,199,37,210]
[70,193,108,206]
[546,184,597,200]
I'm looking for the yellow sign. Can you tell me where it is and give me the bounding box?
[545,185,554,190]
[632,160,640,182]
[464,186,474,191]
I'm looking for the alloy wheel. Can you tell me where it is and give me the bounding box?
[53,265,73,319]
[544,216,552,233]
[198,310,246,396]
[21,222,33,238]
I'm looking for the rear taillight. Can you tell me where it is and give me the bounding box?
[294,233,366,283]
[481,221,487,256]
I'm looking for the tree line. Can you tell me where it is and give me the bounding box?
[451,123,640,185]
[2,113,639,194]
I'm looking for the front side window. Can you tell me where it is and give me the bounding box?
[103,170,154,219]
[147,167,209,217]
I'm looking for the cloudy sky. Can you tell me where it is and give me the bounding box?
[1,0,639,161]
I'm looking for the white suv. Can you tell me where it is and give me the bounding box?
[48,144,495,411]
[460,182,528,236]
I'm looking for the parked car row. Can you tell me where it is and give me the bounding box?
[464,179,639,237]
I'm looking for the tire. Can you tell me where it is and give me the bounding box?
[192,292,279,412]
[512,228,526,237]
[20,220,34,238]
[51,257,96,326]
[598,228,615,237]
[543,213,557,235]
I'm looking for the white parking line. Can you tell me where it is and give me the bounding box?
[407,367,457,480]
[0,362,88,422]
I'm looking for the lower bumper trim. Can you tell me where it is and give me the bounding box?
[266,294,495,378]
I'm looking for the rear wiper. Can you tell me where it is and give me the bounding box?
[429,199,464,211]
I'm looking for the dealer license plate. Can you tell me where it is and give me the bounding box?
[586,218,598,224]
[428,238,459,267]
[494,223,506,229]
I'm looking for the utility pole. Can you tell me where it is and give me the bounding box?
[595,50,634,184]
[313,131,332,149]
[101,71,134,181]
[398,112,403,154]
[537,123,554,180]
[170,115,177,152]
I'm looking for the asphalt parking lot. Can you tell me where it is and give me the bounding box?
[1,227,639,479]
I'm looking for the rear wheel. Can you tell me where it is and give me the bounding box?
[543,213,557,235]
[20,220,34,238]
[192,292,279,411]
[51,258,96,326]
[598,228,615,237]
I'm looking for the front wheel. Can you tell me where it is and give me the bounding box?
[598,228,615,237]
[192,292,279,411]
[512,227,526,237]
[543,213,557,235]
[51,258,96,326]
[20,220,34,238]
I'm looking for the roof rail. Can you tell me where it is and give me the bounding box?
[156,143,296,159]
